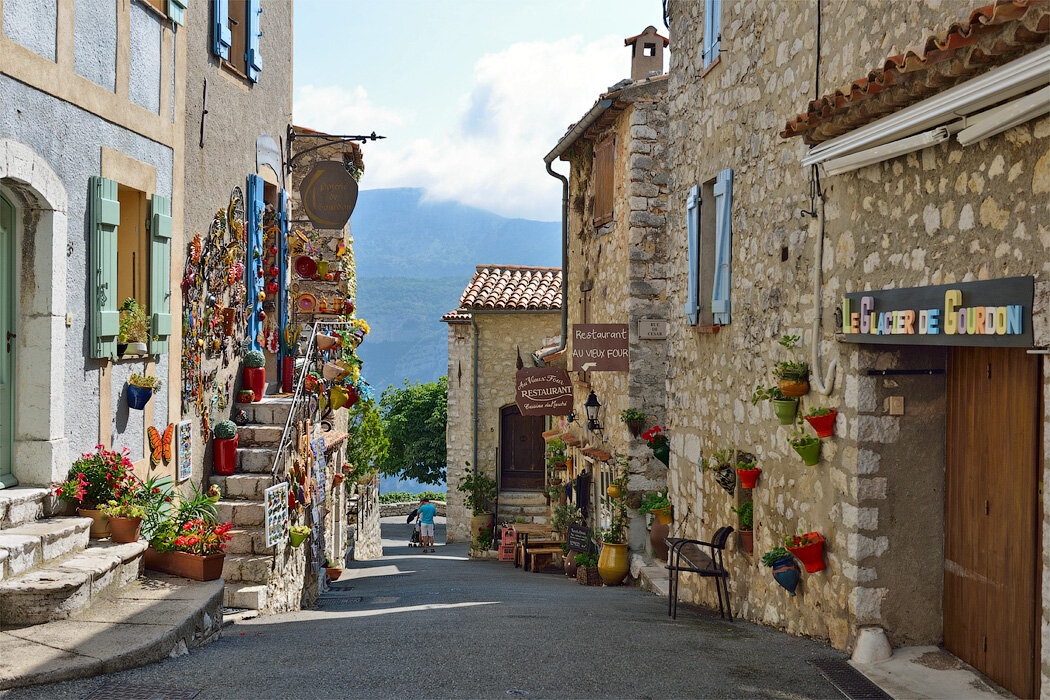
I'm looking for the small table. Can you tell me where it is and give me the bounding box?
[510,523,555,569]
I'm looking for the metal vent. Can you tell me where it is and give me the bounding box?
[809,659,893,700]
[82,684,200,700]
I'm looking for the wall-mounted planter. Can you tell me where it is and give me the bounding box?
[792,440,820,466]
[804,410,838,438]
[778,377,809,397]
[772,398,799,425]
[626,418,646,437]
[738,530,754,555]
[651,443,670,466]
[736,467,761,489]
[786,532,826,573]
[316,334,338,350]
[127,385,153,410]
[771,555,800,595]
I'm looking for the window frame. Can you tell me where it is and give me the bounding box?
[592,135,616,228]
[702,0,722,71]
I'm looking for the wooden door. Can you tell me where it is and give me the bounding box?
[0,196,13,488]
[499,404,544,490]
[945,346,1039,698]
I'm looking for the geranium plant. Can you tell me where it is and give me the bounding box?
[53,445,136,508]
[168,519,233,556]
[641,425,670,466]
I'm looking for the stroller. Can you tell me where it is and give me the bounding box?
[407,508,422,547]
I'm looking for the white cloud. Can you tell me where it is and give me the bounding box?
[294,34,635,221]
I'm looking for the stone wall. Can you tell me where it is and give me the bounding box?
[379,501,447,518]
[444,320,473,542]
[664,0,1049,653]
[352,478,382,561]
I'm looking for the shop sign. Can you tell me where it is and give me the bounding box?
[637,318,668,340]
[567,524,594,554]
[840,276,1033,347]
[572,324,629,371]
[300,161,359,229]
[514,367,573,415]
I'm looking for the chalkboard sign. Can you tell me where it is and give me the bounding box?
[567,525,594,554]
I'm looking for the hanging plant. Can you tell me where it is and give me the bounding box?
[788,421,820,465]
[804,406,838,438]
[700,448,736,496]
[751,384,798,425]
[735,460,761,489]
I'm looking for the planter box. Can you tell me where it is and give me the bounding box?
[144,547,225,581]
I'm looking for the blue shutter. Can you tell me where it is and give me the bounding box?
[246,0,262,82]
[245,174,264,352]
[167,0,186,26]
[703,0,721,69]
[89,176,120,359]
[684,185,700,325]
[212,0,231,60]
[150,195,172,355]
[277,189,289,382]
[711,168,733,325]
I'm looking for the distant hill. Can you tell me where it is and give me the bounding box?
[350,188,561,495]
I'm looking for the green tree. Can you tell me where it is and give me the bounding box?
[378,376,447,484]
[345,399,389,479]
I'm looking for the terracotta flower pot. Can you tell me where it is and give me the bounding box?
[332,473,344,487]
[736,468,761,489]
[649,519,670,561]
[144,547,225,581]
[78,508,111,539]
[597,541,630,586]
[564,550,579,577]
[772,398,799,425]
[213,436,238,475]
[326,567,343,581]
[108,516,143,543]
[316,334,338,350]
[322,362,346,381]
[804,410,838,438]
[738,530,754,555]
[626,418,646,437]
[786,532,826,573]
[778,377,809,397]
[243,366,265,402]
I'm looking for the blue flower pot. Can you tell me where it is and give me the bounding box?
[772,555,800,596]
[127,384,153,410]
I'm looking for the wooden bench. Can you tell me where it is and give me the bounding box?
[526,545,564,573]
[665,526,734,620]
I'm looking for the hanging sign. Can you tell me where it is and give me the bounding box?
[840,276,1033,347]
[300,161,358,229]
[515,367,573,415]
[572,324,629,371]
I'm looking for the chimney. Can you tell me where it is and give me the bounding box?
[625,26,668,81]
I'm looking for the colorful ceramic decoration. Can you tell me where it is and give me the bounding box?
[296,293,317,312]
[176,420,192,481]
[264,483,290,547]
[295,256,317,279]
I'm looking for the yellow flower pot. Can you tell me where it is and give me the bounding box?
[598,541,629,585]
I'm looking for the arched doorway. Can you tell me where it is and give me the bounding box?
[0,194,13,487]
[499,404,544,491]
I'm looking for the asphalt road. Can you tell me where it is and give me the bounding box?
[3,517,846,699]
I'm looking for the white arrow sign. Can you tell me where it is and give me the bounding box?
[580,362,597,371]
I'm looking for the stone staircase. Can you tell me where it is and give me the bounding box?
[0,487,146,627]
[497,490,549,524]
[211,396,292,611]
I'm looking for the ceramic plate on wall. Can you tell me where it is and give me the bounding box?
[297,293,317,312]
[294,255,317,279]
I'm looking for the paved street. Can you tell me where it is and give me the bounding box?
[3,518,845,699]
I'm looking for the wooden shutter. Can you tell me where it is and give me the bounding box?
[212,0,231,60]
[711,168,733,325]
[246,0,262,81]
[703,0,721,68]
[150,195,172,355]
[245,174,264,351]
[684,185,700,325]
[167,0,186,26]
[89,176,120,359]
[277,189,289,381]
[593,136,615,227]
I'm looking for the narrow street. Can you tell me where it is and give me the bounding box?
[3,518,844,700]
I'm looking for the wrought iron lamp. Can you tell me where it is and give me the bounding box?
[584,390,603,432]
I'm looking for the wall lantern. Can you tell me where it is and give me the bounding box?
[584,390,603,432]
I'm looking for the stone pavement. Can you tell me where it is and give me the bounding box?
[2,517,846,699]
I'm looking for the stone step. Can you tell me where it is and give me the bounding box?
[221,554,271,584]
[238,447,276,474]
[237,424,283,447]
[238,397,294,427]
[0,487,53,528]
[0,517,91,580]
[210,474,273,501]
[215,500,264,527]
[223,583,268,610]
[498,491,547,507]
[225,528,273,556]
[498,504,550,517]
[0,540,146,626]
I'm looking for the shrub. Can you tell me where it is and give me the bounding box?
[243,349,266,368]
[118,298,148,343]
[213,420,237,439]
[130,374,162,389]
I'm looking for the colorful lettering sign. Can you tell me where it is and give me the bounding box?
[515,367,573,415]
[840,277,1033,347]
[572,324,630,371]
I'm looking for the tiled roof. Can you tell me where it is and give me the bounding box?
[440,309,472,323]
[459,265,562,311]
[782,0,1050,144]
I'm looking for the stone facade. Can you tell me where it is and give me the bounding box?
[662,1,1049,690]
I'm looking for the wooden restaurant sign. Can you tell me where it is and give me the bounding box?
[300,160,359,229]
[840,276,1033,347]
[571,324,630,371]
[514,367,573,416]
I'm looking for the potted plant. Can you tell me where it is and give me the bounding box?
[316,333,339,351]
[751,384,798,425]
[242,349,266,402]
[788,422,821,466]
[619,408,648,438]
[289,524,310,548]
[146,517,233,581]
[641,425,670,466]
[100,498,145,543]
[457,464,496,544]
[762,546,800,596]
[735,459,761,489]
[785,531,826,573]
[127,374,161,410]
[773,335,809,397]
[700,448,736,495]
[575,552,601,586]
[638,489,672,560]
[597,459,630,586]
[732,501,754,554]
[804,406,838,438]
[544,439,567,470]
[53,445,136,538]
[212,420,238,476]
[118,298,149,355]
[472,528,494,554]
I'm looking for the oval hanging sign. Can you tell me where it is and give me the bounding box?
[300,161,359,229]
[515,367,573,416]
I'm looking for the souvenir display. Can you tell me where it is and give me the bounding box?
[176,420,193,481]
[264,482,290,547]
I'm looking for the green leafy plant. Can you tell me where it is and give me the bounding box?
[699,448,734,472]
[129,373,162,390]
[773,360,809,381]
[574,552,598,567]
[637,489,671,515]
[118,298,149,344]
[100,499,145,519]
[378,376,447,484]
[545,479,564,501]
[139,474,174,541]
[619,408,648,423]
[544,439,566,468]
[601,457,630,544]
[731,501,754,530]
[806,406,833,417]
[778,334,801,350]
[457,466,496,516]
[53,445,136,508]
[551,502,583,535]
[378,490,446,504]
[751,384,788,404]
[761,546,790,567]
[736,460,757,470]
[213,420,237,439]
[785,532,821,548]
[787,421,819,447]
[243,349,266,368]
[473,529,493,551]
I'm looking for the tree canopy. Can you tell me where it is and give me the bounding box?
[377,375,447,485]
[344,399,389,480]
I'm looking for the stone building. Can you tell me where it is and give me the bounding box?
[661,0,1049,696]
[442,265,562,543]
[539,29,671,563]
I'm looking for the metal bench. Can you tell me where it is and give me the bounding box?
[665,526,734,620]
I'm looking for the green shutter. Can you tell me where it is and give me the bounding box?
[89,176,119,359]
[150,195,172,355]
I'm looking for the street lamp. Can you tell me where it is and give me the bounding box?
[584,390,603,432]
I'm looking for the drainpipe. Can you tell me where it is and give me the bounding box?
[809,179,839,395]
[472,314,479,474]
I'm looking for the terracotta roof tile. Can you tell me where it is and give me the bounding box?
[782,0,1050,144]
[459,265,563,311]
[440,309,472,323]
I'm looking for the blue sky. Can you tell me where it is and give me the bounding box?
[292,1,667,221]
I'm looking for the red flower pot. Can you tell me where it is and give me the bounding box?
[281,356,294,393]
[785,532,826,573]
[804,410,838,438]
[736,468,761,489]
[243,366,265,402]
[345,386,359,410]
[213,436,238,475]
[144,547,225,581]
[738,530,754,555]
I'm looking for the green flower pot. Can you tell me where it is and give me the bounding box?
[772,398,799,425]
[792,440,820,466]
[651,443,670,466]
[289,529,310,547]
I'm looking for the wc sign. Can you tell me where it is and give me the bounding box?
[572,324,630,372]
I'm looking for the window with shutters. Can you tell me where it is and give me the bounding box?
[684,168,733,327]
[702,0,722,72]
[213,0,261,83]
[593,136,615,227]
[116,185,150,317]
